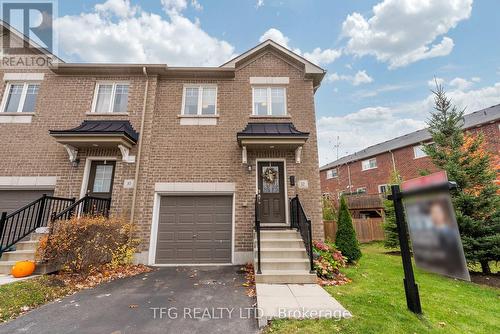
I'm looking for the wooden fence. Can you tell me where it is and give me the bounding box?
[324,218,385,243]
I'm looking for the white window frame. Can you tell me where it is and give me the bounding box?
[326,168,338,179]
[0,81,41,113]
[181,84,218,116]
[252,86,287,116]
[91,81,130,114]
[413,145,428,159]
[361,158,377,171]
[356,187,367,193]
[378,184,389,194]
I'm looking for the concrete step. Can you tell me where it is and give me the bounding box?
[257,239,305,248]
[259,248,308,259]
[13,240,38,251]
[30,232,47,241]
[259,230,301,239]
[0,250,36,262]
[256,258,310,271]
[0,260,57,275]
[255,270,317,284]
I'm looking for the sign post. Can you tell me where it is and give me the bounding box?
[390,184,422,315]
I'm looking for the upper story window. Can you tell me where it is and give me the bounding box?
[92,82,129,113]
[356,187,367,194]
[326,168,338,179]
[252,87,286,116]
[1,82,40,113]
[361,158,377,171]
[378,184,389,194]
[413,145,428,159]
[182,85,217,116]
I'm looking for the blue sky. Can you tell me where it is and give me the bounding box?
[47,1,500,164]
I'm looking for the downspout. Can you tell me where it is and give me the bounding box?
[389,150,397,172]
[129,66,149,225]
[346,162,352,193]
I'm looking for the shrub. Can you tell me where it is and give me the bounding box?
[335,196,362,262]
[322,196,337,221]
[312,240,347,280]
[37,216,138,276]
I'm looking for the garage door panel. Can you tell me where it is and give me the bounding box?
[155,195,232,264]
[0,190,54,215]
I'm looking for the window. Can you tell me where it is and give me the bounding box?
[252,87,286,116]
[92,82,129,113]
[378,184,389,194]
[182,85,217,115]
[361,158,377,171]
[326,169,338,179]
[356,187,367,194]
[413,145,428,159]
[1,82,40,113]
[93,165,114,193]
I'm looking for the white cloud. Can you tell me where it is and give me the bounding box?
[427,77,445,88]
[55,0,235,66]
[341,0,473,69]
[427,77,480,91]
[256,0,264,9]
[327,70,373,86]
[191,0,203,11]
[318,81,500,165]
[259,28,341,65]
[449,77,474,91]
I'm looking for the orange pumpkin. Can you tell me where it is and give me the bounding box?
[11,261,36,278]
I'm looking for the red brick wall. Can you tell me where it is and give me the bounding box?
[321,121,500,198]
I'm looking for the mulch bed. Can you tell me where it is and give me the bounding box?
[469,272,500,289]
[49,264,153,292]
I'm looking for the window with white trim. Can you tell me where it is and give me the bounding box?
[356,187,367,194]
[182,85,217,115]
[1,82,40,113]
[326,168,338,179]
[378,184,389,194]
[413,145,428,159]
[92,82,129,113]
[361,158,377,171]
[252,87,286,116]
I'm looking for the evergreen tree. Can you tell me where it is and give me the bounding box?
[424,84,500,273]
[336,196,362,263]
[383,171,402,249]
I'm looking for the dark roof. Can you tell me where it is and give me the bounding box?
[50,120,139,143]
[320,104,500,171]
[237,122,309,138]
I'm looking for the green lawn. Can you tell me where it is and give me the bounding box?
[0,276,70,322]
[266,243,500,334]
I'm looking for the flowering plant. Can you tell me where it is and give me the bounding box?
[312,240,350,285]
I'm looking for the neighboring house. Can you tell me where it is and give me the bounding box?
[320,105,500,199]
[0,23,325,282]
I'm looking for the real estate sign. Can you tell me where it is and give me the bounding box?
[402,172,470,281]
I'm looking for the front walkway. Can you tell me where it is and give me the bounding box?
[0,266,259,334]
[256,283,352,327]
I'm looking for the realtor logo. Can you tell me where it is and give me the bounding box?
[1,0,55,53]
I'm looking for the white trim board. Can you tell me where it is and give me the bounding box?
[148,182,236,266]
[3,73,45,81]
[0,176,57,189]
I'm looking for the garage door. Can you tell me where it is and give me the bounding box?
[155,196,232,264]
[0,190,53,215]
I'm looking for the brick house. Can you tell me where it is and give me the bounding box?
[320,105,500,205]
[0,24,324,283]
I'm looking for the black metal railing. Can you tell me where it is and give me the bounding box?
[0,194,75,257]
[51,194,111,222]
[254,194,262,275]
[290,194,314,273]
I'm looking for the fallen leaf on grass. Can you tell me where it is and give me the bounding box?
[129,304,139,309]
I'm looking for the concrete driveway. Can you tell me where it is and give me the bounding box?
[0,266,259,334]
